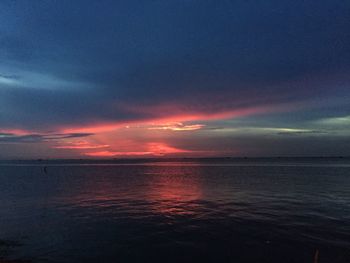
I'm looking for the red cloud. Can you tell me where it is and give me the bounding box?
[60,103,291,134]
[54,141,109,149]
[84,142,191,157]
[0,129,31,135]
[84,151,152,157]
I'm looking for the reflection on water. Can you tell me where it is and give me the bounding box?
[56,166,203,220]
[144,166,203,216]
[57,165,204,217]
[0,160,350,263]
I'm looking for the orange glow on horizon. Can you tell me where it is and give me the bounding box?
[1,102,296,159]
[59,104,281,134]
[84,142,191,157]
[84,151,153,157]
[147,142,190,155]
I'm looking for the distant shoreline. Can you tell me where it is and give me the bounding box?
[0,156,349,165]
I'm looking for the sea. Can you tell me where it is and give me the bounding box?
[0,158,349,263]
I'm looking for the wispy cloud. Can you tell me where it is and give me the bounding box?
[60,103,293,134]
[0,132,93,143]
[315,115,350,126]
[148,122,205,131]
[0,68,88,90]
[54,141,109,149]
[0,74,20,85]
[209,127,327,136]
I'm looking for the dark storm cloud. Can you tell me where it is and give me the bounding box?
[0,1,349,133]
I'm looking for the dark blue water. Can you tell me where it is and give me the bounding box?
[0,159,350,263]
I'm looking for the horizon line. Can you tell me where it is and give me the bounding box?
[0,156,349,162]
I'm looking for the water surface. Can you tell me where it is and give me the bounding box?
[0,158,349,262]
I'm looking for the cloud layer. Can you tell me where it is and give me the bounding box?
[0,0,349,158]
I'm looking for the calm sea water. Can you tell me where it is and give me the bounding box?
[0,159,349,263]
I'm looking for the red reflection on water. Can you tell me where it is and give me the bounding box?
[56,164,204,217]
[144,166,203,215]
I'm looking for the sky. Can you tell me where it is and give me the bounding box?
[0,0,349,159]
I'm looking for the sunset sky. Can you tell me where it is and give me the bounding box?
[0,0,349,159]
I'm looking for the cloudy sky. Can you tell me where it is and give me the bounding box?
[0,0,349,159]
